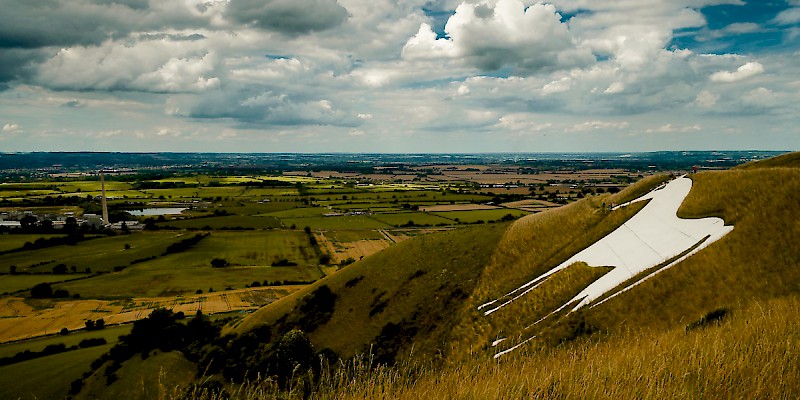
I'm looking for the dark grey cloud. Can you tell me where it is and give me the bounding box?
[0,48,47,85]
[60,100,87,108]
[180,85,361,127]
[226,0,348,35]
[0,1,114,49]
[88,0,149,10]
[0,0,212,49]
[136,33,207,42]
[0,0,216,84]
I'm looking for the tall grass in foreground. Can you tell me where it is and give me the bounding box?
[184,296,800,399]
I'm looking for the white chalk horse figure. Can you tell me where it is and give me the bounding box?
[483,176,734,358]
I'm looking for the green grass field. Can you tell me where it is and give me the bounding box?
[259,207,328,218]
[4,230,323,298]
[0,275,85,294]
[52,231,323,297]
[0,190,61,198]
[324,230,386,242]
[58,264,322,298]
[0,342,113,400]
[370,212,454,227]
[322,202,406,212]
[76,350,196,400]
[431,208,529,223]
[1,232,187,273]
[59,181,133,192]
[279,216,390,230]
[158,215,283,230]
[0,324,131,358]
[0,234,68,253]
[181,231,318,267]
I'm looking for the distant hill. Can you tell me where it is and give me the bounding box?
[736,150,800,170]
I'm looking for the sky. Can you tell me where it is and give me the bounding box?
[0,0,799,153]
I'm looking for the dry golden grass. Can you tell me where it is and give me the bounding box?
[187,296,800,400]
[0,287,296,343]
[454,262,611,358]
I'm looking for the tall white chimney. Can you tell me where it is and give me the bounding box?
[100,170,110,226]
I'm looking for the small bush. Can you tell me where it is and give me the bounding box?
[686,308,730,332]
[211,258,229,268]
[30,283,53,298]
[271,259,297,267]
[345,276,364,288]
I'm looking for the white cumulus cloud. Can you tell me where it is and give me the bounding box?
[774,7,800,25]
[694,90,719,107]
[402,0,594,74]
[35,37,222,93]
[645,124,702,133]
[2,123,21,132]
[710,62,765,83]
[567,121,630,132]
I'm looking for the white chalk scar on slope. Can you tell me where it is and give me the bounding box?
[481,176,734,316]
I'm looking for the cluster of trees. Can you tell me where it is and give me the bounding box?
[162,233,209,255]
[203,286,339,392]
[19,233,88,250]
[85,318,106,331]
[30,283,71,299]
[74,286,340,397]
[246,279,315,288]
[271,259,298,267]
[10,262,92,276]
[72,309,220,394]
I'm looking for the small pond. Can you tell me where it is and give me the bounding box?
[128,207,188,216]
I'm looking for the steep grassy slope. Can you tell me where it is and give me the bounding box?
[231,223,509,362]
[76,350,196,400]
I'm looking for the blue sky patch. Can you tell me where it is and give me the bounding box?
[671,1,798,54]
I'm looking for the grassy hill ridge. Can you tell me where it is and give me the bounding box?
[231,222,510,363]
